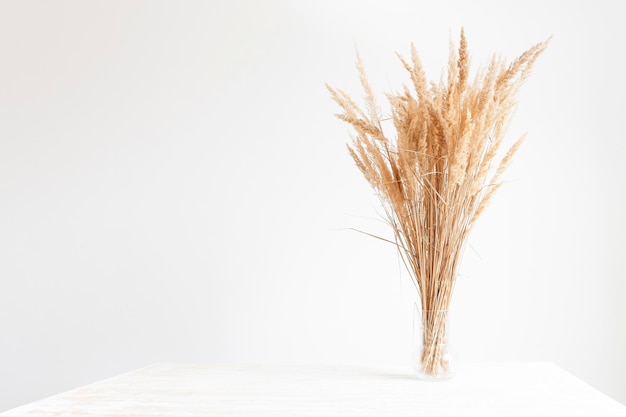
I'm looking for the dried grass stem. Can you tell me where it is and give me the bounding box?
[328,29,548,377]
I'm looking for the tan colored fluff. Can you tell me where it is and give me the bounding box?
[328,29,549,376]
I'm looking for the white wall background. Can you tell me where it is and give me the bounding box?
[1,0,625,411]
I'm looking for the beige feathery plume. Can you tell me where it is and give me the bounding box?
[328,30,549,377]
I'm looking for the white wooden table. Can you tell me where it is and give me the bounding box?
[2,362,625,416]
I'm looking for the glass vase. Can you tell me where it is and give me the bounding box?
[413,309,455,381]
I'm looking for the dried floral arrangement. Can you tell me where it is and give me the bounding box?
[327,29,548,378]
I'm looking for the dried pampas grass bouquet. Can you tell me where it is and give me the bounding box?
[328,29,548,380]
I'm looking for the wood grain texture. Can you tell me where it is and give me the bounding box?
[2,362,625,416]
